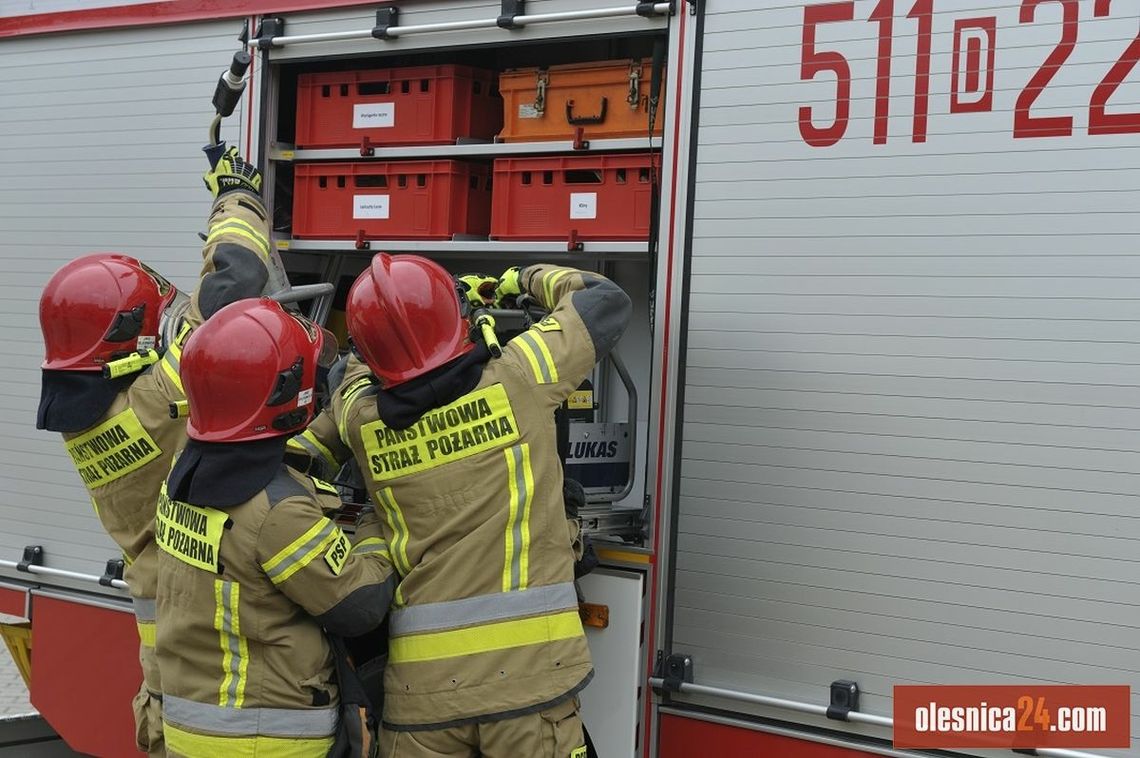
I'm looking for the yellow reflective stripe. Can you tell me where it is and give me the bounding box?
[160,356,183,393]
[338,380,373,446]
[519,445,534,589]
[213,580,248,708]
[528,331,558,384]
[389,610,584,664]
[502,443,535,592]
[503,450,517,593]
[215,581,231,707]
[136,621,155,647]
[543,268,573,306]
[164,723,334,758]
[353,537,390,561]
[206,218,270,259]
[261,519,339,585]
[300,429,338,471]
[233,584,249,709]
[514,335,545,384]
[377,488,410,606]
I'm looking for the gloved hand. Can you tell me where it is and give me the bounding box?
[203,146,262,198]
[494,266,524,308]
[457,273,498,308]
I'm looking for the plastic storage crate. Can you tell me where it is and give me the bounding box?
[296,65,503,148]
[498,59,664,143]
[490,154,654,241]
[292,161,492,240]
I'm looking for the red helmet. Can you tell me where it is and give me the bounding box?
[39,253,177,371]
[181,298,336,443]
[346,253,473,387]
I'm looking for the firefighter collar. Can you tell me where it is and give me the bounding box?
[37,369,137,434]
[167,436,288,508]
[376,343,491,431]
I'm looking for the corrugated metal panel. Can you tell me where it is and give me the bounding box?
[0,20,245,588]
[673,0,1140,749]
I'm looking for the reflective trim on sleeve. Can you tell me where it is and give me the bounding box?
[295,429,339,471]
[388,610,584,664]
[389,582,578,636]
[131,597,156,623]
[352,537,391,561]
[163,695,337,737]
[338,378,374,446]
[206,218,270,260]
[214,579,248,709]
[160,336,184,393]
[260,519,339,585]
[164,723,335,758]
[502,443,535,592]
[516,332,558,385]
[543,268,573,307]
[136,620,156,648]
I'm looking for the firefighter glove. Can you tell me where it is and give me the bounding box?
[494,266,524,308]
[457,273,498,308]
[203,146,262,198]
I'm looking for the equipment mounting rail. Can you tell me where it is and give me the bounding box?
[252,2,673,48]
[280,239,649,260]
[271,137,662,162]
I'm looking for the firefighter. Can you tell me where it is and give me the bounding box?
[293,255,631,757]
[35,147,271,757]
[154,298,396,758]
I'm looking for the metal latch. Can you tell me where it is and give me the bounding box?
[534,70,549,114]
[628,60,642,108]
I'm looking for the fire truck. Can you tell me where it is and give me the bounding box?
[0,1,1138,756]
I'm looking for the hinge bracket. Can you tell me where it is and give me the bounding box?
[17,545,43,573]
[254,16,284,49]
[372,7,399,40]
[498,0,525,29]
[99,559,125,587]
[826,680,860,721]
[651,651,693,694]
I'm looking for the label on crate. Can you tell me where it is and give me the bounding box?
[570,193,598,220]
[518,104,541,120]
[354,195,390,219]
[353,102,395,129]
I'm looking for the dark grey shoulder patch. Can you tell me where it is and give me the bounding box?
[265,468,309,508]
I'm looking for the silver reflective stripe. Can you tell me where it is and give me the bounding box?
[220,581,241,707]
[264,521,337,582]
[389,582,579,637]
[163,695,337,737]
[132,596,156,623]
[517,332,553,383]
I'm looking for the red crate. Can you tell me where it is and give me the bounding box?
[292,161,492,240]
[296,65,503,149]
[490,154,654,241]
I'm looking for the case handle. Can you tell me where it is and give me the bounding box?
[565,97,608,126]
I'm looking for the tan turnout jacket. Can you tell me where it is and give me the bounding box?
[297,264,632,730]
[155,464,395,756]
[52,190,272,750]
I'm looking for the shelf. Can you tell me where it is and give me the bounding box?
[269,137,662,162]
[278,238,649,261]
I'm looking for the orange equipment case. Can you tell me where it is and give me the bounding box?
[292,160,492,240]
[498,59,664,143]
[296,65,503,148]
[490,153,655,241]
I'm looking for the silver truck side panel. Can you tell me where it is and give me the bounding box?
[672,0,1140,750]
[0,20,246,591]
